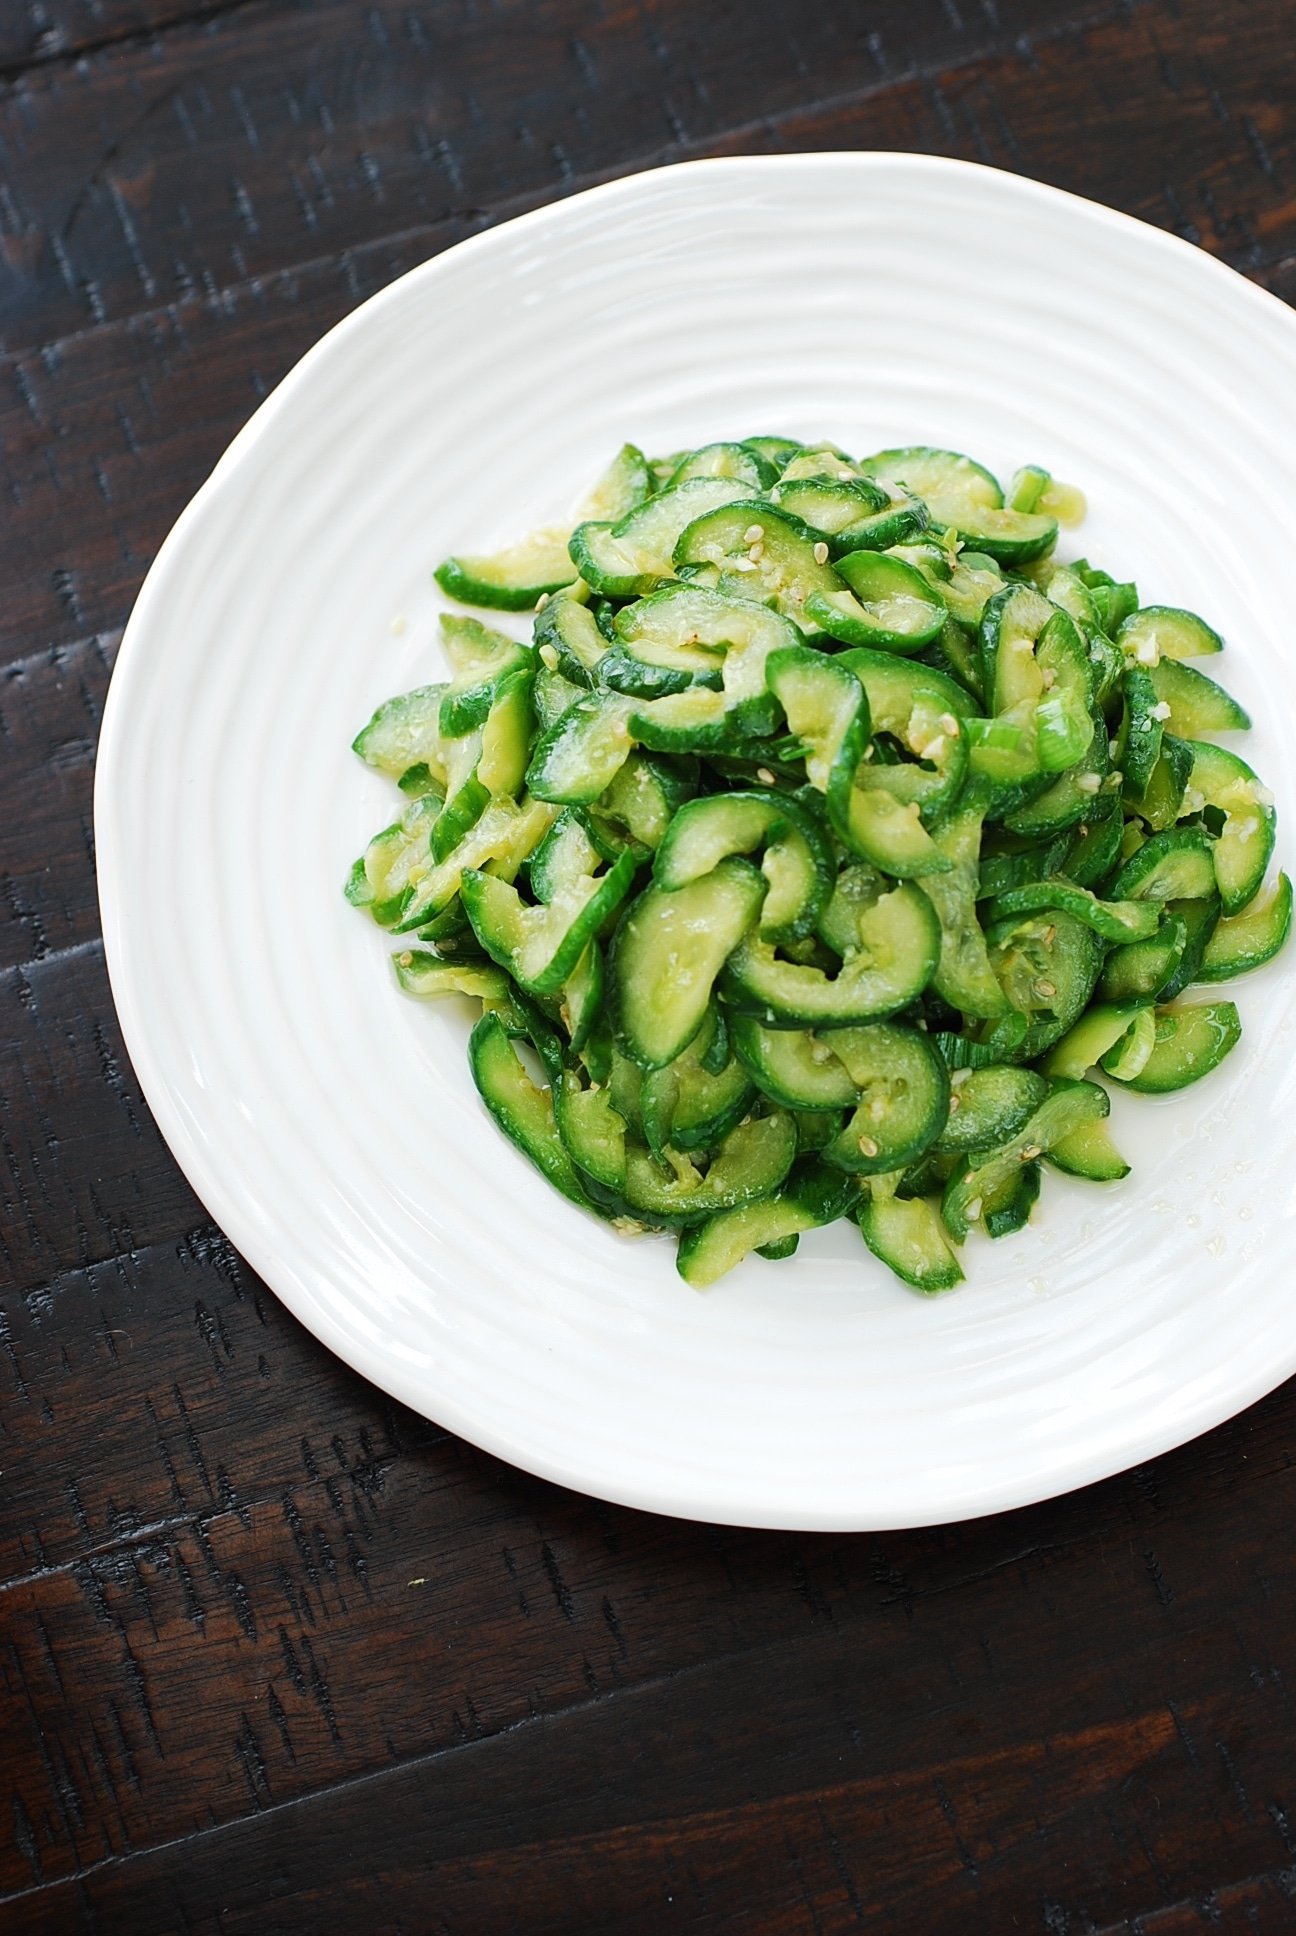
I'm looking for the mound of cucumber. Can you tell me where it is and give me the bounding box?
[347,436,1290,1291]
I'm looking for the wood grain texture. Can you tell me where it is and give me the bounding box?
[4,0,1296,1930]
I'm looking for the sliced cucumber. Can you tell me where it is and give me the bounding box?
[1117,605,1223,663]
[858,1193,963,1292]
[611,858,767,1069]
[1186,740,1277,915]
[676,1160,853,1288]
[721,883,939,1026]
[1110,1000,1241,1093]
[1198,872,1293,981]
[437,524,576,611]
[571,478,750,597]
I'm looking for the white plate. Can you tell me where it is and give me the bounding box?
[96,154,1296,1531]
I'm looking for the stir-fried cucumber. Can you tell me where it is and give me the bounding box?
[343,434,1287,1291]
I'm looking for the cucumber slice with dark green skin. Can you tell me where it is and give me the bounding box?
[983,909,1103,1060]
[573,443,653,523]
[984,880,1161,944]
[1099,912,1188,1002]
[765,646,869,828]
[1046,1118,1130,1181]
[815,863,883,959]
[857,1193,963,1292]
[742,435,805,471]
[1065,803,1124,890]
[614,584,800,723]
[1033,611,1095,774]
[1099,1005,1158,1081]
[667,441,775,491]
[469,1013,597,1208]
[980,583,1056,716]
[640,1026,755,1154]
[439,616,536,734]
[934,1066,1049,1154]
[1109,1000,1241,1093]
[1117,605,1223,663]
[906,548,1004,633]
[391,949,512,1004]
[533,664,586,731]
[941,1080,1109,1241]
[534,592,607,686]
[461,844,636,997]
[818,1026,949,1176]
[1041,999,1153,1080]
[526,690,636,803]
[932,1021,1028,1071]
[1133,731,1195,832]
[592,751,697,854]
[554,1072,628,1193]
[756,1233,801,1260]
[917,802,1011,1019]
[393,794,558,932]
[769,474,888,537]
[859,446,1003,519]
[558,943,604,1054]
[836,648,973,814]
[1115,665,1163,801]
[621,1113,798,1224]
[1110,825,1218,902]
[729,1016,861,1109]
[944,506,1057,565]
[1185,740,1277,914]
[571,478,750,598]
[436,525,576,611]
[526,806,617,901]
[981,1158,1042,1239]
[1198,872,1293,980]
[672,499,842,630]
[807,552,947,652]
[977,827,1076,898]
[653,789,834,944]
[612,858,767,1070]
[1156,894,1221,1000]
[1002,717,1113,840]
[1147,657,1249,735]
[721,883,939,1026]
[676,1159,854,1288]
[353,684,451,788]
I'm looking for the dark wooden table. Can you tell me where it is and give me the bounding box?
[4,3,1296,1930]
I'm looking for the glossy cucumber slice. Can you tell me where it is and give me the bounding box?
[858,1193,963,1292]
[1186,740,1277,914]
[571,478,750,597]
[1117,605,1223,663]
[941,1080,1109,1242]
[676,1160,853,1288]
[721,883,939,1026]
[1197,872,1293,980]
[807,551,947,652]
[469,1013,596,1208]
[934,1066,1049,1155]
[1109,1000,1241,1093]
[436,525,576,611]
[611,858,767,1069]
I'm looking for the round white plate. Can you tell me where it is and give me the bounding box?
[96,154,1296,1530]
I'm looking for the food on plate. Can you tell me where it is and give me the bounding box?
[347,437,1288,1289]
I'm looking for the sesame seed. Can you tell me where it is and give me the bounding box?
[939,713,960,737]
[1078,823,1090,837]
[857,1134,879,1157]
[1035,978,1056,998]
[951,1067,972,1086]
[539,643,560,670]
[1075,772,1101,794]
[1020,1144,1042,1161]
[948,1092,961,1112]
[748,542,764,562]
[965,1197,983,1222]
[535,592,550,612]
[813,541,830,565]
[756,767,776,785]
[732,555,757,572]
[397,951,413,966]
[922,735,947,762]
[1043,925,1057,944]
[743,523,765,544]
